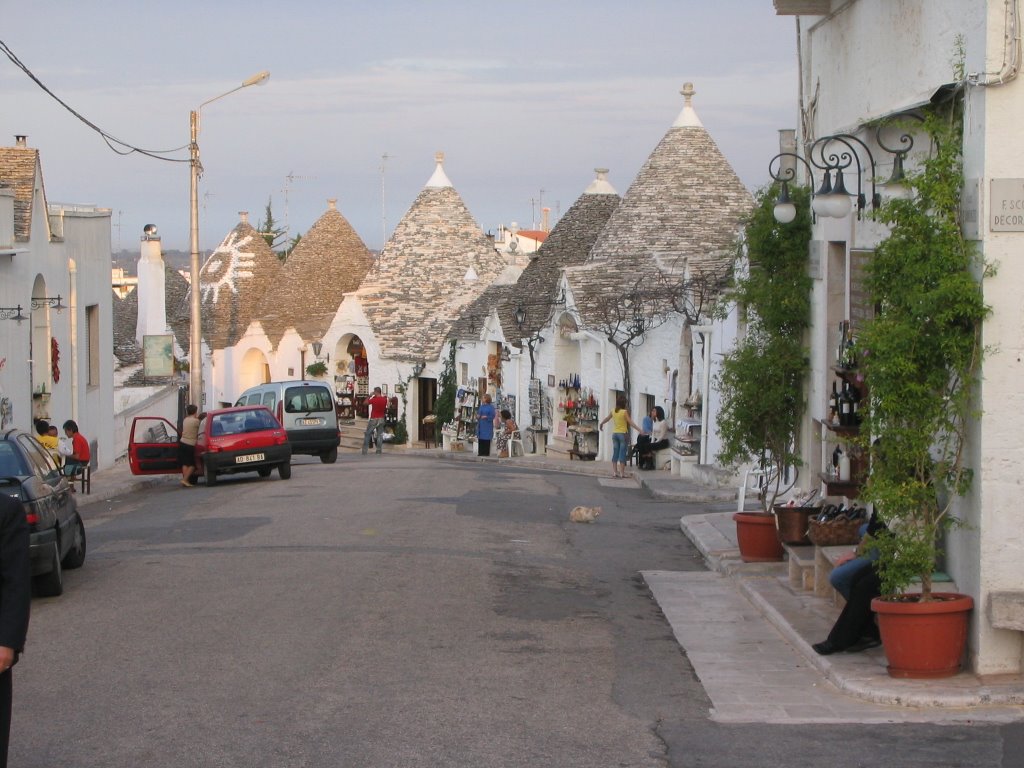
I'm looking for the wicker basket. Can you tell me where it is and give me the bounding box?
[807,516,864,546]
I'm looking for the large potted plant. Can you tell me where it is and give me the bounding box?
[859,107,989,678]
[716,185,812,562]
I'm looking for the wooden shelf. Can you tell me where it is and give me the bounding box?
[818,472,863,497]
[815,417,860,436]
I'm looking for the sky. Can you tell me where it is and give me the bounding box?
[0,1,799,254]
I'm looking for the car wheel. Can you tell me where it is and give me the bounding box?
[205,463,218,486]
[257,467,272,478]
[278,462,292,480]
[320,447,338,464]
[61,513,87,569]
[35,541,64,597]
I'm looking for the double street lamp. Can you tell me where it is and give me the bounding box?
[189,70,270,405]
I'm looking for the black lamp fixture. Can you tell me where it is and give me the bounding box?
[412,360,426,377]
[0,305,26,323]
[875,115,926,199]
[311,339,329,363]
[513,304,527,330]
[768,132,885,224]
[31,295,65,313]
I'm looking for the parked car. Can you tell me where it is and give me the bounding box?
[128,406,292,486]
[234,381,340,463]
[0,428,87,597]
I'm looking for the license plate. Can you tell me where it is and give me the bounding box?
[298,418,323,426]
[235,453,265,464]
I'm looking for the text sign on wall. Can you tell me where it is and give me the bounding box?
[990,179,1024,231]
[143,334,174,378]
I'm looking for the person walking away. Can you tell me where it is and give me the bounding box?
[477,394,496,456]
[60,420,90,486]
[0,493,31,768]
[363,387,389,455]
[495,409,518,458]
[179,405,200,487]
[599,395,643,478]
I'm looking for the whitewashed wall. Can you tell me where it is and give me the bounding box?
[797,0,1024,673]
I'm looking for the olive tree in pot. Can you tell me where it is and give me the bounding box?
[858,107,990,679]
[715,185,812,562]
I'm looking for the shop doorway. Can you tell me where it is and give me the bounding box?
[417,378,437,443]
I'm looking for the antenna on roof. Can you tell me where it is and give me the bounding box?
[282,171,316,239]
[381,153,392,247]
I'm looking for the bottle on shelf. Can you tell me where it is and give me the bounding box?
[838,381,854,427]
[829,381,839,424]
[838,449,851,482]
[843,380,860,428]
[841,333,857,369]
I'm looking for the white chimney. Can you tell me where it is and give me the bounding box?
[136,224,167,346]
[14,135,27,148]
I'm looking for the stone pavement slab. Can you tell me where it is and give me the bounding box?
[643,570,1024,724]
[669,511,1024,720]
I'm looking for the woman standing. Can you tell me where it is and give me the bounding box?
[477,394,496,457]
[600,395,643,478]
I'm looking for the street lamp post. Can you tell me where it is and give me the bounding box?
[189,70,270,406]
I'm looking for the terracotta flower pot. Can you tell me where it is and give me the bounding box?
[871,593,974,679]
[733,512,785,562]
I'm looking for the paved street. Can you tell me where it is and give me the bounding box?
[11,455,1024,767]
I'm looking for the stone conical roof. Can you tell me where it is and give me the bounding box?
[576,83,753,311]
[112,265,192,365]
[356,152,506,360]
[258,199,373,347]
[199,213,283,350]
[501,169,620,340]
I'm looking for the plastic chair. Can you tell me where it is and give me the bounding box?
[507,431,525,457]
[738,468,768,512]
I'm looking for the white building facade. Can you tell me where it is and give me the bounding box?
[776,0,1024,674]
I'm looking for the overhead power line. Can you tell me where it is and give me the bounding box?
[0,38,189,163]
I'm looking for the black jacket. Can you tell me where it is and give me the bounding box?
[0,494,30,657]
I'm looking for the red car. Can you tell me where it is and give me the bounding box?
[128,406,292,486]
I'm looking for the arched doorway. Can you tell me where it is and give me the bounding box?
[336,334,369,417]
[238,348,270,391]
[554,312,581,383]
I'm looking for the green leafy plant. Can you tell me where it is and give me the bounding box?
[715,184,812,512]
[433,341,458,432]
[305,361,328,378]
[859,107,989,600]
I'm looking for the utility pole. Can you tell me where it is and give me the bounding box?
[381,153,391,247]
[113,210,123,253]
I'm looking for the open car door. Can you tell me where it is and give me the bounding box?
[128,417,180,475]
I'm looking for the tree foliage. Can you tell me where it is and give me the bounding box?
[858,107,989,599]
[434,341,458,431]
[714,184,813,511]
[257,197,289,262]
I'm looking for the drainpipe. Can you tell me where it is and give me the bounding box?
[69,259,79,422]
[692,324,713,465]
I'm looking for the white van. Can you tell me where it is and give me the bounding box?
[234,380,340,463]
